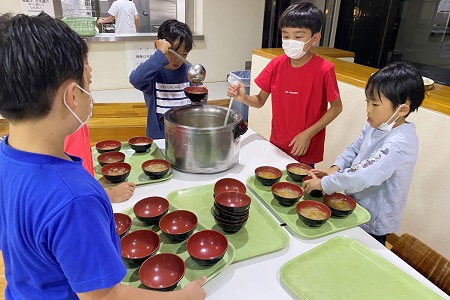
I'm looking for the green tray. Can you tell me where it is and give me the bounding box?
[247,171,371,239]
[166,184,289,263]
[120,204,235,290]
[92,142,172,188]
[280,236,442,299]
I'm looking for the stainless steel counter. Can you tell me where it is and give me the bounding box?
[86,33,204,42]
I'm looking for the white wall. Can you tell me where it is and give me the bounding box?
[89,0,264,91]
[0,1,20,13]
[249,54,450,258]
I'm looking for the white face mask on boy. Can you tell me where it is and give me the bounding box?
[282,36,314,59]
[377,104,405,131]
[63,84,93,132]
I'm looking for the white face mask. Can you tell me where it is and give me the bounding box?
[282,36,314,59]
[63,84,93,132]
[377,104,405,131]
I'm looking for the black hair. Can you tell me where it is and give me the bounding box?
[157,19,193,52]
[0,13,88,121]
[366,61,425,117]
[278,1,324,35]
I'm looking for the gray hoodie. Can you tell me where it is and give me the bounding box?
[321,122,418,235]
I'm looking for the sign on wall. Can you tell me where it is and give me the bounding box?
[20,0,55,17]
[125,43,155,76]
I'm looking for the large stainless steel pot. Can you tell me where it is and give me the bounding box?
[164,105,248,173]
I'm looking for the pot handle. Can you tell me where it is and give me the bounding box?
[233,120,248,139]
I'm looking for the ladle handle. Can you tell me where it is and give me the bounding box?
[223,98,234,126]
[168,49,192,67]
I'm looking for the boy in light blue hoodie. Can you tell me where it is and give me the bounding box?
[303,61,425,246]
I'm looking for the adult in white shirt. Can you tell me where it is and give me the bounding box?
[97,0,139,33]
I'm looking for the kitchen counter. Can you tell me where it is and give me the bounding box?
[85,33,205,43]
[253,48,450,116]
[112,128,449,299]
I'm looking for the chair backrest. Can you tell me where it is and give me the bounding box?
[391,233,450,296]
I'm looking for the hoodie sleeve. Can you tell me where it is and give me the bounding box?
[322,142,404,195]
[129,50,168,93]
[332,124,369,171]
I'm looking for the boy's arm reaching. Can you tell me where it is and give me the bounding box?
[227,82,270,108]
[77,277,207,300]
[332,124,369,170]
[322,143,403,195]
[129,50,168,93]
[289,97,343,156]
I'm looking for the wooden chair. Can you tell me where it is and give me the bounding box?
[391,233,450,296]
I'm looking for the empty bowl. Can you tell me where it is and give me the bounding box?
[214,178,246,197]
[214,191,251,213]
[128,136,153,153]
[133,196,169,225]
[271,182,304,206]
[296,200,331,227]
[255,166,282,186]
[302,175,324,198]
[101,162,131,183]
[113,213,132,238]
[97,151,126,166]
[184,86,208,102]
[120,229,160,264]
[159,210,198,241]
[142,159,171,179]
[95,140,122,153]
[323,193,357,218]
[186,230,228,266]
[139,253,185,291]
[286,162,312,182]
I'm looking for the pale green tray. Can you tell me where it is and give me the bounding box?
[92,142,172,188]
[280,236,442,299]
[120,204,235,290]
[247,171,371,239]
[166,184,289,263]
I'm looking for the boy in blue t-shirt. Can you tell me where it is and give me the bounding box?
[303,61,425,246]
[0,13,206,299]
[130,19,204,139]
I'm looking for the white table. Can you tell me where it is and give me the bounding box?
[112,128,449,299]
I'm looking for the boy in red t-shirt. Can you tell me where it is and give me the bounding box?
[228,2,342,165]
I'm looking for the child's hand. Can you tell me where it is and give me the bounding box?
[227,82,246,102]
[302,172,323,194]
[311,168,331,177]
[154,39,171,55]
[181,276,207,300]
[289,131,312,156]
[106,182,136,203]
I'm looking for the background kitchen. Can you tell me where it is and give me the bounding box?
[0,0,449,260]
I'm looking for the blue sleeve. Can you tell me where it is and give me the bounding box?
[332,124,368,170]
[322,143,403,195]
[129,50,168,93]
[43,196,126,293]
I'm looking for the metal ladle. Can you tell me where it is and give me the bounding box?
[168,49,206,85]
